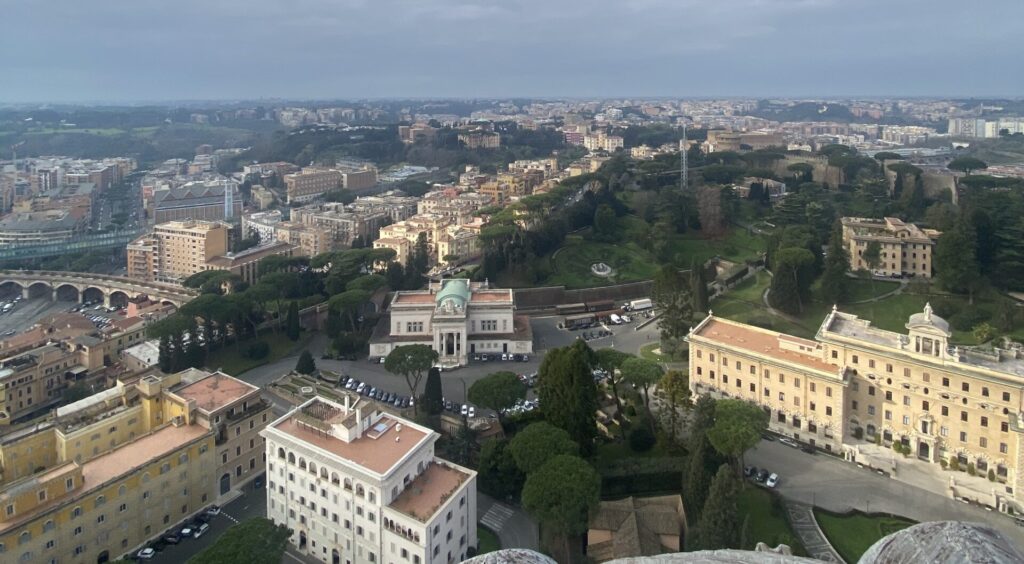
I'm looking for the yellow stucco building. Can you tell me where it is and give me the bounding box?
[688,305,1024,512]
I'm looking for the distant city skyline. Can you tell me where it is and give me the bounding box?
[1,0,1022,103]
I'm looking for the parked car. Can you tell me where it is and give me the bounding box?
[766,473,780,488]
[137,548,157,560]
[743,465,757,478]
[755,469,769,483]
[521,354,530,362]
[801,445,816,455]
[193,523,210,538]
[468,407,476,418]
[179,526,194,537]
[163,534,180,545]
[460,404,469,416]
[205,505,221,516]
[779,438,800,449]
[761,433,775,442]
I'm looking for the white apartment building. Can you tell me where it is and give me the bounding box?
[262,396,477,564]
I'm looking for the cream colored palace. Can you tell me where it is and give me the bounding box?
[369,279,533,368]
[688,304,1024,511]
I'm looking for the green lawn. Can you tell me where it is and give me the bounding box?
[639,342,671,363]
[545,238,659,289]
[477,526,501,555]
[842,278,901,303]
[737,487,806,555]
[206,331,312,376]
[814,510,916,563]
[668,228,766,265]
[593,438,680,465]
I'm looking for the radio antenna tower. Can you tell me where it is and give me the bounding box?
[679,124,688,191]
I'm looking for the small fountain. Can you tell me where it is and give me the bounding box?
[591,262,614,277]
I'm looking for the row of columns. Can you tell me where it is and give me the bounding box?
[434,329,465,362]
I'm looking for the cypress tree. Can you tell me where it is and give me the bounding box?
[691,260,709,314]
[286,301,300,341]
[820,222,850,305]
[683,434,713,517]
[691,464,740,551]
[423,367,443,415]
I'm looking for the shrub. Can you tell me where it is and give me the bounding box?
[949,458,960,472]
[967,462,976,476]
[940,459,948,470]
[626,405,638,417]
[950,307,990,332]
[988,469,996,482]
[629,427,656,452]
[874,434,882,446]
[246,340,270,360]
[853,427,863,439]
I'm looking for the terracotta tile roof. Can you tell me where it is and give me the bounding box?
[388,461,470,522]
[175,372,259,413]
[469,290,512,303]
[273,414,429,475]
[393,293,435,304]
[691,317,836,374]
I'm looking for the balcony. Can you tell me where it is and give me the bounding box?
[226,398,271,423]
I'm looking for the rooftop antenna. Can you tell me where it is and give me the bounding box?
[679,124,688,192]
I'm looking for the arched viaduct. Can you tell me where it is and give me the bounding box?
[0,270,197,308]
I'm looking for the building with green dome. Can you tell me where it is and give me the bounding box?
[369,279,533,368]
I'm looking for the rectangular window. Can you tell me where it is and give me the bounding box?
[826,406,832,416]
[960,431,967,442]
[980,437,988,448]
[962,382,970,392]
[1004,392,1011,402]
[868,405,875,415]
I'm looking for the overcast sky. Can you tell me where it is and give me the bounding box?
[1,0,1021,103]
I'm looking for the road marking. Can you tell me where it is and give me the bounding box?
[221,512,240,524]
[481,503,514,531]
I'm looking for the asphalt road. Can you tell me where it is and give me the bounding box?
[746,438,1024,548]
[145,478,267,564]
[0,297,73,334]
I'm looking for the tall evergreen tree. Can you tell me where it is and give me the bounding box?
[691,260,709,314]
[537,342,598,455]
[295,350,316,375]
[769,247,815,314]
[683,434,713,517]
[935,216,982,303]
[820,222,850,305]
[285,301,300,341]
[691,464,741,551]
[652,265,694,357]
[423,367,444,416]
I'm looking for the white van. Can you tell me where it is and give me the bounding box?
[608,313,623,325]
[193,523,210,538]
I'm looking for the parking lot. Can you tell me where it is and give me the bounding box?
[0,297,70,335]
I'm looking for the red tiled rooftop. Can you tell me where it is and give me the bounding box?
[393,293,435,304]
[273,414,430,475]
[692,317,836,374]
[470,290,512,303]
[389,462,471,522]
[176,372,259,413]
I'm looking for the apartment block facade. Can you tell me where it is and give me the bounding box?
[841,217,940,279]
[285,169,343,204]
[127,220,229,283]
[688,306,1024,512]
[263,396,477,564]
[0,368,271,563]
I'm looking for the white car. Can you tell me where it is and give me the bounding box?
[137,548,156,560]
[468,407,476,418]
[460,404,469,416]
[766,473,779,488]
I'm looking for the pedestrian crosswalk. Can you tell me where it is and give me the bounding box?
[221,511,240,524]
[480,503,514,532]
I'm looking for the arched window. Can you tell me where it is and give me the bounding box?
[43,520,54,533]
[95,495,106,507]
[331,472,340,486]
[320,468,328,480]
[119,485,127,496]
[142,472,151,484]
[308,462,316,475]
[356,484,364,497]
[344,478,352,490]
[18,531,30,545]
[287,452,296,464]
[369,491,376,503]
[19,552,32,562]
[298,458,307,471]
[278,448,286,460]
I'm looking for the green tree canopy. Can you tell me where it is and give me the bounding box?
[285,301,300,341]
[384,345,438,414]
[935,216,982,302]
[295,350,316,375]
[187,518,290,564]
[509,422,579,474]
[537,342,598,454]
[620,357,664,410]
[477,439,525,501]
[521,455,601,561]
[706,399,769,472]
[820,222,850,305]
[948,156,988,175]
[690,465,741,551]
[656,370,690,442]
[422,367,444,416]
[468,371,527,414]
[769,247,816,314]
[873,151,903,162]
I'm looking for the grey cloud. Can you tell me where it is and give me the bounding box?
[0,0,1020,101]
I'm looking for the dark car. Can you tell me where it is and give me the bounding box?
[801,445,816,455]
[163,533,180,544]
[761,433,775,442]
[744,465,757,478]
[755,469,770,483]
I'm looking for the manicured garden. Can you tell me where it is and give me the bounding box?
[545,237,659,289]
[813,509,916,563]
